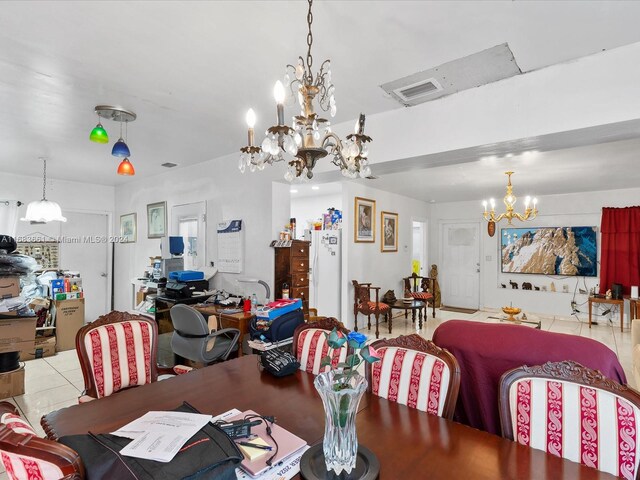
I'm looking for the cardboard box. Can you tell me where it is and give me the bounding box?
[0,276,19,300]
[0,366,25,398]
[54,298,85,352]
[19,335,56,360]
[0,316,36,354]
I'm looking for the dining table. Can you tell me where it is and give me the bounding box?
[42,354,618,479]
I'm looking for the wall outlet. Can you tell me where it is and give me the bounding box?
[209,261,215,267]
[485,255,492,261]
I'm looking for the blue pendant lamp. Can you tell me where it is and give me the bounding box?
[111,119,131,157]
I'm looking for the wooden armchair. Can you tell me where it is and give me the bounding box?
[403,273,436,318]
[0,402,84,479]
[352,280,389,339]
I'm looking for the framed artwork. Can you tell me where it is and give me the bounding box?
[120,213,137,243]
[147,202,167,238]
[354,197,375,243]
[381,211,398,252]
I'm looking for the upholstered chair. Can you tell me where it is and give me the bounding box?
[367,334,460,419]
[293,318,350,375]
[352,280,390,339]
[75,311,190,402]
[0,402,84,479]
[499,360,640,479]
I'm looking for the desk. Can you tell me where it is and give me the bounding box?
[588,296,624,331]
[432,320,626,435]
[626,295,639,322]
[193,304,254,357]
[42,355,617,479]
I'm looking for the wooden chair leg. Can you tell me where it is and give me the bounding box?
[374,312,380,339]
[431,299,435,318]
[388,311,392,334]
[368,314,371,330]
[354,312,358,332]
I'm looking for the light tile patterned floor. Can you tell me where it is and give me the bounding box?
[0,310,633,480]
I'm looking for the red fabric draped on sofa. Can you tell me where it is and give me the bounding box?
[600,206,640,295]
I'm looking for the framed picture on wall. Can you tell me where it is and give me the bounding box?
[381,211,398,252]
[354,197,375,243]
[120,213,137,243]
[147,202,167,238]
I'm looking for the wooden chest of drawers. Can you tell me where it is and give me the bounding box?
[274,240,310,319]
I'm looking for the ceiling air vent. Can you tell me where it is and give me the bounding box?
[161,162,178,168]
[393,78,442,103]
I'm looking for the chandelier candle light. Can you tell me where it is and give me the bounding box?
[239,0,372,182]
[482,171,538,236]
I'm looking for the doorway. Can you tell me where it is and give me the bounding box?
[440,222,480,309]
[412,220,428,276]
[171,202,206,270]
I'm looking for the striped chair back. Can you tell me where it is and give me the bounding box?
[293,318,350,375]
[368,334,460,419]
[0,402,84,479]
[500,361,640,480]
[76,311,159,400]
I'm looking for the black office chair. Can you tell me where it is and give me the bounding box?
[169,304,240,364]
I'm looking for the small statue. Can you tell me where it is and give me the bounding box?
[606,289,612,299]
[534,286,540,291]
[522,282,532,291]
[542,286,547,292]
[509,280,518,289]
[430,264,442,308]
[550,282,556,292]
[521,313,527,321]
[501,283,506,289]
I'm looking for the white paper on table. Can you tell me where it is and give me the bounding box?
[235,445,310,480]
[111,411,212,462]
[211,408,242,423]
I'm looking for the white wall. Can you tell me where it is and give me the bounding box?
[340,182,431,329]
[290,192,342,239]
[113,152,290,310]
[431,186,640,318]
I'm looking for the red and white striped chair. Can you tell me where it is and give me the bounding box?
[499,360,640,480]
[292,318,350,375]
[403,274,436,318]
[76,311,189,402]
[0,402,84,479]
[367,334,460,419]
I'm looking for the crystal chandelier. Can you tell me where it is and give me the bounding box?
[482,171,538,234]
[239,0,372,182]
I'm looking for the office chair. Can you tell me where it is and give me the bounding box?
[170,304,240,364]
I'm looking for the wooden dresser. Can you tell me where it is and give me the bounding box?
[274,240,310,319]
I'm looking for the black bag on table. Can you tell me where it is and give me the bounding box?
[58,402,242,480]
[249,308,304,342]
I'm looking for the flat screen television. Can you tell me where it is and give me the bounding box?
[501,226,597,277]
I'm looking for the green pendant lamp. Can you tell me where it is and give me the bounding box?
[89,118,109,143]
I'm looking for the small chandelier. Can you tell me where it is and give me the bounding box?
[239,0,372,182]
[482,171,538,234]
[21,158,66,223]
[89,105,137,176]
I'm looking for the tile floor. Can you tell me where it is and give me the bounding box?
[0,309,633,480]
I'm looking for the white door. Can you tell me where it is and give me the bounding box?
[440,222,480,309]
[60,212,110,323]
[412,220,428,276]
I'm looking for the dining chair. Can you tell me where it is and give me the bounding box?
[403,273,436,318]
[293,318,350,375]
[75,310,190,402]
[169,304,240,365]
[499,360,640,479]
[367,334,460,419]
[0,402,84,479]
[352,280,390,339]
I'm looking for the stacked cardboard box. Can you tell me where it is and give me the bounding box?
[54,298,85,351]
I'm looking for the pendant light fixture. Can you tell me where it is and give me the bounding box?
[482,171,538,236]
[21,158,67,223]
[89,105,137,175]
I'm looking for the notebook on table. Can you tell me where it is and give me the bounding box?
[229,409,307,478]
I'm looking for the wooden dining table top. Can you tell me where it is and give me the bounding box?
[41,355,617,479]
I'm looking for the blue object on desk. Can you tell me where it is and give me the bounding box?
[256,299,303,320]
[169,270,205,282]
[169,236,184,256]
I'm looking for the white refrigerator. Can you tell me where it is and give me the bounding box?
[309,230,342,319]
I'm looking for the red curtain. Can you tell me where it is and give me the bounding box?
[599,206,640,295]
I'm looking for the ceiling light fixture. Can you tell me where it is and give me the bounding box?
[482,171,538,236]
[239,0,372,182]
[20,158,66,223]
[90,105,137,175]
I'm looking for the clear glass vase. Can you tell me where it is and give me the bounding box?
[314,370,367,476]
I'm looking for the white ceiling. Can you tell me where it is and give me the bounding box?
[0,0,640,198]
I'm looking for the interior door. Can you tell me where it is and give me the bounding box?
[60,212,110,323]
[440,222,480,309]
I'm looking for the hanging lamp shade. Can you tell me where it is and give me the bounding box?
[117,158,135,176]
[89,122,109,143]
[21,200,67,223]
[112,138,131,157]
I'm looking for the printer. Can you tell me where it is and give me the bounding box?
[165,271,208,299]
